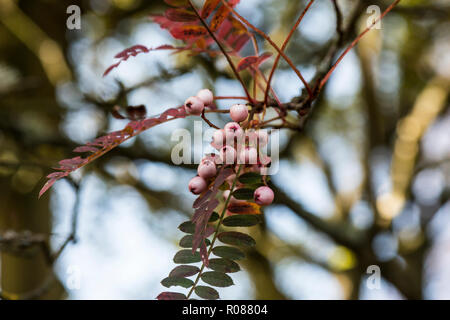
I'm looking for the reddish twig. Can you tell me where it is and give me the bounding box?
[188,0,252,102]
[219,0,312,97]
[201,110,220,129]
[264,0,316,108]
[318,0,402,92]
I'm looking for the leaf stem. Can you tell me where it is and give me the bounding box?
[220,0,312,97]
[318,0,402,92]
[186,165,243,299]
[263,0,315,108]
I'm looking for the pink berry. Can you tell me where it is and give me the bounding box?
[256,130,269,147]
[211,129,226,150]
[254,186,274,206]
[189,176,207,194]
[220,146,237,164]
[184,96,205,115]
[197,160,217,179]
[196,89,214,106]
[230,104,248,122]
[238,146,258,164]
[203,153,222,165]
[224,122,244,143]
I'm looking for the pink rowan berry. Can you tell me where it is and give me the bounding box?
[196,89,214,106]
[184,96,204,115]
[197,160,217,179]
[230,104,249,122]
[188,176,207,195]
[224,122,244,143]
[203,153,222,165]
[211,129,226,150]
[220,146,237,164]
[254,186,274,206]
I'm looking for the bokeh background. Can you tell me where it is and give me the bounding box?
[0,0,449,299]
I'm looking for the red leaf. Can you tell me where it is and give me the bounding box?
[165,8,197,22]
[39,178,57,198]
[155,44,175,50]
[73,146,98,153]
[231,33,250,52]
[170,25,208,39]
[201,0,220,19]
[104,44,178,77]
[156,292,187,300]
[39,106,187,198]
[210,5,230,32]
[237,56,258,72]
[256,52,272,66]
[237,52,272,72]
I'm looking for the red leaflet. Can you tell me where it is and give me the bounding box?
[237,56,258,71]
[229,15,247,35]
[210,4,230,32]
[114,44,149,59]
[156,292,187,300]
[165,8,197,22]
[73,146,98,153]
[170,25,208,39]
[103,44,176,76]
[104,45,149,76]
[201,0,220,18]
[237,52,272,72]
[256,52,273,66]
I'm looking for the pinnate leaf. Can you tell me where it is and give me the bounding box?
[222,214,261,227]
[195,286,219,300]
[232,188,255,200]
[201,0,220,18]
[179,235,210,248]
[227,202,261,215]
[210,5,230,32]
[178,221,195,234]
[169,265,200,278]
[161,276,194,288]
[173,250,201,264]
[171,25,207,39]
[201,271,234,287]
[238,172,262,184]
[218,231,256,247]
[212,246,245,260]
[207,258,240,273]
[157,292,187,300]
[165,8,197,22]
[209,212,220,222]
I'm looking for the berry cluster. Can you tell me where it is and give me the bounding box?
[186,90,274,207]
